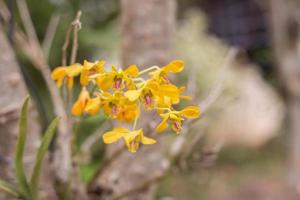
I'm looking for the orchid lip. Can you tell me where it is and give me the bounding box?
[111,104,117,114]
[144,94,152,106]
[114,78,122,89]
[173,121,181,133]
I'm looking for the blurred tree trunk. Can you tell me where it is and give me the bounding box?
[270,0,300,196]
[0,28,57,200]
[89,0,176,199]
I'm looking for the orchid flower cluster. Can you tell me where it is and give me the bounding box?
[51,60,200,152]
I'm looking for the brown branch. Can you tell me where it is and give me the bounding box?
[61,11,81,66]
[70,11,81,65]
[61,25,72,66]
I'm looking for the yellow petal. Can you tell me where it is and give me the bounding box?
[67,77,74,90]
[80,68,89,86]
[83,60,94,70]
[141,136,156,144]
[71,100,83,116]
[67,63,82,76]
[103,130,126,144]
[113,127,129,133]
[51,67,67,80]
[155,118,169,133]
[180,95,192,101]
[163,60,184,73]
[55,77,64,88]
[123,130,140,152]
[157,84,180,98]
[85,97,101,115]
[180,106,200,118]
[125,65,139,77]
[124,89,142,101]
[96,74,114,91]
[71,88,90,116]
[94,60,106,72]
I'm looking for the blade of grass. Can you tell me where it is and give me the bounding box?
[15,96,31,199]
[30,117,60,200]
[0,179,21,198]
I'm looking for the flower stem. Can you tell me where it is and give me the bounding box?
[138,66,160,75]
[132,102,141,130]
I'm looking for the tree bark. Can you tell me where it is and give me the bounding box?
[89,0,176,199]
[270,0,300,196]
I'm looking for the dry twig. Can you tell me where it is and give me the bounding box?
[42,14,60,60]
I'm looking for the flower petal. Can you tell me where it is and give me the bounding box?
[141,136,156,145]
[80,68,89,86]
[163,60,184,73]
[155,117,169,133]
[67,77,74,89]
[125,65,139,77]
[124,89,142,101]
[103,130,126,144]
[180,106,200,118]
[51,67,67,80]
[71,100,83,116]
[85,97,101,115]
[71,88,90,116]
[157,84,180,98]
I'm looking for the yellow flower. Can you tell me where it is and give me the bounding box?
[149,60,184,83]
[155,84,191,108]
[80,60,106,86]
[101,91,125,118]
[97,65,139,91]
[51,63,82,89]
[156,106,200,134]
[71,87,90,116]
[102,127,156,153]
[116,102,140,122]
[124,80,159,109]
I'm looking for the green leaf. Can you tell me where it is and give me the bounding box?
[0,179,21,198]
[15,96,31,199]
[30,117,60,199]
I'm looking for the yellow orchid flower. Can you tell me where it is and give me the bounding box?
[156,85,192,108]
[80,60,106,86]
[71,87,90,116]
[156,106,200,134]
[124,80,159,109]
[149,60,184,83]
[51,63,82,89]
[102,127,156,153]
[116,102,140,122]
[97,65,139,91]
[101,91,126,118]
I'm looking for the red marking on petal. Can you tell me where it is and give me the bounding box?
[111,104,117,114]
[145,95,152,106]
[114,79,121,89]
